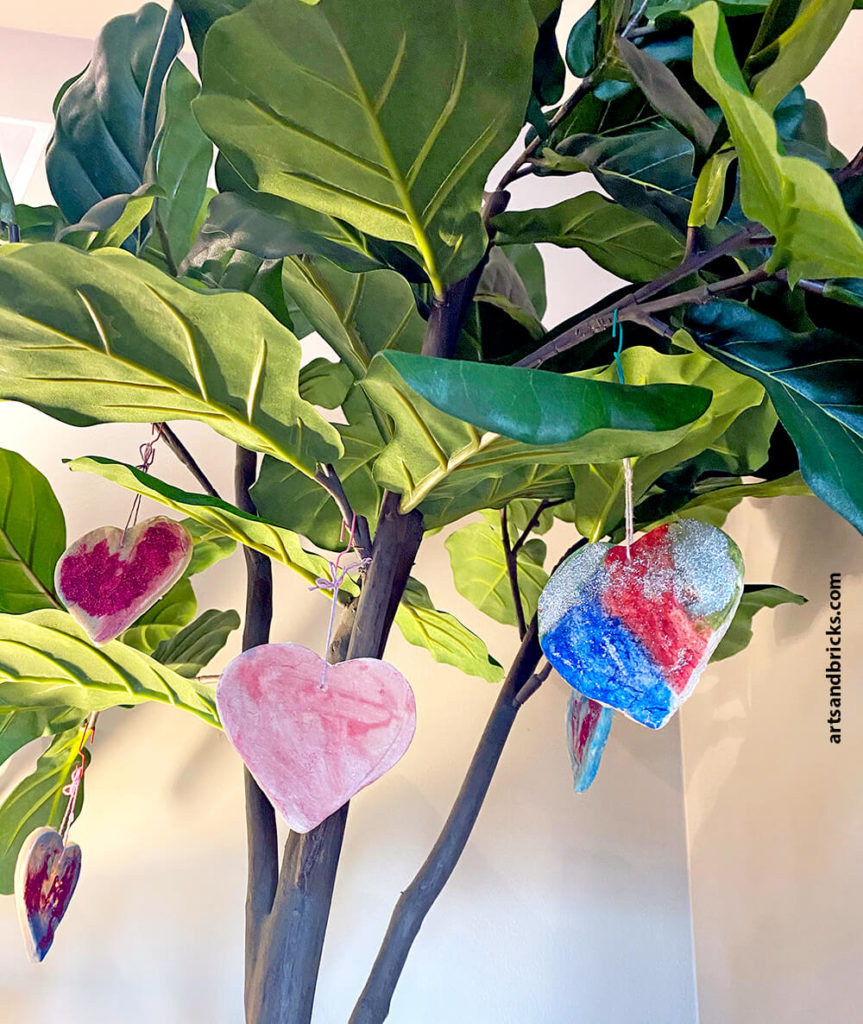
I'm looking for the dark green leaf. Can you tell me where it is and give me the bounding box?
[687,2,863,284]
[377,350,712,445]
[177,0,252,61]
[649,471,809,529]
[712,583,807,661]
[686,300,863,534]
[394,578,503,682]
[0,449,65,615]
[46,3,184,223]
[501,243,547,319]
[193,0,537,292]
[0,243,341,470]
[617,36,716,153]
[152,608,240,676]
[532,6,565,107]
[493,191,684,281]
[475,248,544,338]
[445,514,547,626]
[566,3,599,77]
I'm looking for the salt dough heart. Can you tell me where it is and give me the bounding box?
[539,519,744,728]
[566,691,614,793]
[217,643,416,833]
[55,516,192,644]
[15,827,82,962]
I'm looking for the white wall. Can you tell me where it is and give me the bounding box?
[0,13,699,1024]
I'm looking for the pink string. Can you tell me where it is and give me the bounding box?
[59,712,98,842]
[309,514,370,689]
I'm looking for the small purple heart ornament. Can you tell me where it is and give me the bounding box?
[15,827,82,962]
[55,516,192,644]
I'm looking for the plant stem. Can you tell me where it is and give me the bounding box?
[348,621,544,1024]
[500,507,526,639]
[161,424,219,497]
[314,463,372,558]
[245,490,423,1024]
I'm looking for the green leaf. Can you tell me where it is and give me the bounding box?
[362,349,718,516]
[651,471,810,528]
[712,583,807,661]
[0,243,341,471]
[745,0,854,114]
[119,578,197,654]
[177,0,253,61]
[0,609,219,725]
[821,278,863,309]
[475,248,544,338]
[685,300,863,534]
[58,184,163,251]
[282,256,426,379]
[376,350,712,444]
[298,358,354,410]
[394,578,503,682]
[616,36,716,153]
[144,58,214,269]
[46,4,184,224]
[687,2,863,285]
[690,149,737,229]
[0,708,76,769]
[0,717,89,895]
[566,3,599,77]
[493,191,684,282]
[181,190,384,277]
[67,457,335,584]
[193,0,537,293]
[445,516,547,627]
[569,341,766,540]
[501,243,547,319]
[13,205,66,243]
[152,608,240,676]
[0,450,65,614]
[182,519,237,576]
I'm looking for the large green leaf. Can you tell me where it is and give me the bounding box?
[0,609,219,725]
[193,0,537,293]
[143,58,214,269]
[58,184,163,252]
[445,514,547,626]
[177,0,252,60]
[394,578,503,682]
[650,471,810,529]
[152,608,241,676]
[377,350,712,444]
[712,584,807,661]
[686,301,863,534]
[0,450,65,615]
[67,457,334,585]
[182,191,384,277]
[745,0,854,114]
[119,578,197,654]
[362,350,720,515]
[687,2,863,284]
[46,3,184,223]
[0,243,340,470]
[282,256,426,379]
[569,342,766,540]
[492,191,684,282]
[0,716,89,894]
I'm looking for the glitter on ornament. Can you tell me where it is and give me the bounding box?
[538,520,744,728]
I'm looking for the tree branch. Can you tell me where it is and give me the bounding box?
[500,506,526,639]
[314,463,372,559]
[511,499,564,555]
[161,424,219,497]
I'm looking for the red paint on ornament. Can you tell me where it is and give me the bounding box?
[15,827,82,963]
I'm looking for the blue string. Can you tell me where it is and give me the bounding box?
[612,308,625,384]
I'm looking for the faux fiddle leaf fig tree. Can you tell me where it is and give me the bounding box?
[0,0,860,1018]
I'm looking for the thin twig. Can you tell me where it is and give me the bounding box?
[160,423,220,498]
[314,464,372,559]
[511,498,565,555]
[501,507,526,639]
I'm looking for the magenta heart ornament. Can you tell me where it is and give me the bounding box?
[217,643,417,833]
[55,516,193,644]
[15,827,82,962]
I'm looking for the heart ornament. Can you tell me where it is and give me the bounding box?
[15,827,82,962]
[217,643,416,833]
[539,519,744,728]
[567,692,614,792]
[55,516,192,644]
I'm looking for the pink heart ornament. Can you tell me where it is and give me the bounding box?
[217,643,416,833]
[55,516,192,644]
[15,827,82,963]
